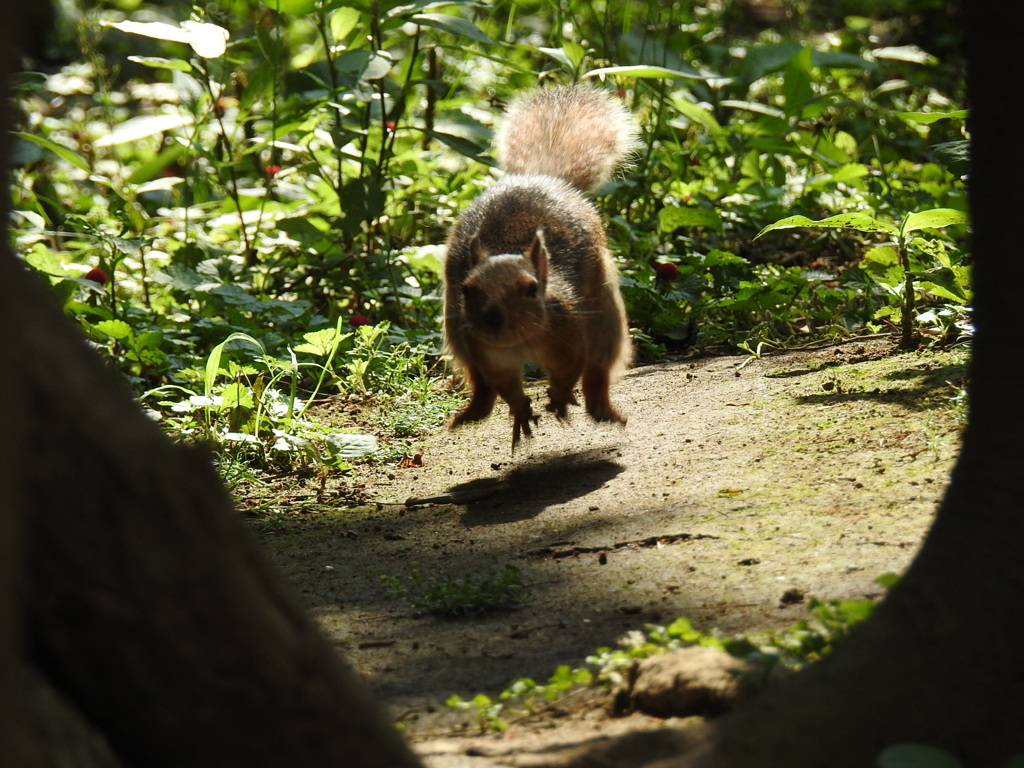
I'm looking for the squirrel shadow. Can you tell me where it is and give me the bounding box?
[456,448,625,527]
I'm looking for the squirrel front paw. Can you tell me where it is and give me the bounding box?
[511,399,539,449]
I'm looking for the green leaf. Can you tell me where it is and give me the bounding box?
[872,45,938,65]
[535,46,575,70]
[410,13,492,45]
[665,617,704,643]
[220,382,255,410]
[901,209,968,235]
[93,114,195,149]
[584,64,728,83]
[335,49,393,81]
[135,331,165,351]
[127,55,193,73]
[94,320,133,341]
[561,40,587,69]
[105,19,192,44]
[719,99,786,118]
[894,109,968,124]
[756,213,898,239]
[875,573,901,589]
[182,21,229,58]
[446,693,470,710]
[24,244,65,276]
[294,328,347,356]
[330,6,362,41]
[783,46,814,117]
[11,72,48,90]
[876,743,964,768]
[862,245,900,269]
[671,98,724,136]
[811,50,876,71]
[263,0,317,13]
[205,333,265,398]
[792,131,854,166]
[362,52,394,81]
[14,132,90,173]
[917,268,970,303]
[423,129,492,163]
[156,263,203,291]
[932,140,970,174]
[272,434,320,464]
[741,42,801,81]
[658,206,723,233]
[325,432,379,459]
[126,142,187,185]
[104,20,229,58]
[828,163,869,184]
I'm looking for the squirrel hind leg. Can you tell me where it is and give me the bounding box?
[511,400,539,450]
[581,365,627,425]
[544,383,581,421]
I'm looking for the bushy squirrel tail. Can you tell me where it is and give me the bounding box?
[494,84,639,193]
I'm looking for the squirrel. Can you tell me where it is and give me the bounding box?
[442,84,639,447]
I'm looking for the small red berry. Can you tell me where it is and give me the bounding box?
[385,121,397,132]
[349,314,369,328]
[655,262,679,281]
[265,164,282,177]
[84,267,108,285]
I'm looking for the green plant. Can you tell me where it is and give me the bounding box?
[145,322,383,467]
[447,574,896,727]
[376,384,464,439]
[761,595,878,661]
[445,692,508,733]
[445,664,595,734]
[756,208,969,348]
[10,0,970,469]
[383,563,530,617]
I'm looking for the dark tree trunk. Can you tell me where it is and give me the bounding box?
[0,6,421,767]
[649,1,1024,765]
[9,271,421,767]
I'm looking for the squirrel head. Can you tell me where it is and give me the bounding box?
[458,231,550,348]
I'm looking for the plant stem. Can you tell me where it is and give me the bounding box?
[898,239,917,348]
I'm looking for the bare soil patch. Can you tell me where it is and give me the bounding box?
[249,337,964,762]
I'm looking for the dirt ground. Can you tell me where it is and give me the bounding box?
[251,337,965,764]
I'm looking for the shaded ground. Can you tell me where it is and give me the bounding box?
[248,337,965,762]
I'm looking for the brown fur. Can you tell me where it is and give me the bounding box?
[443,85,638,447]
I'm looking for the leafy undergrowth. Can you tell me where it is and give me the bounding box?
[384,563,530,617]
[12,1,969,480]
[447,578,893,734]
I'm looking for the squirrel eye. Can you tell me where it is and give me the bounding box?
[524,281,539,299]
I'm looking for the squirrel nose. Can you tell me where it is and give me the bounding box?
[481,305,505,331]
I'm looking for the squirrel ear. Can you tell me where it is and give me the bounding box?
[469,235,488,265]
[527,230,548,283]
